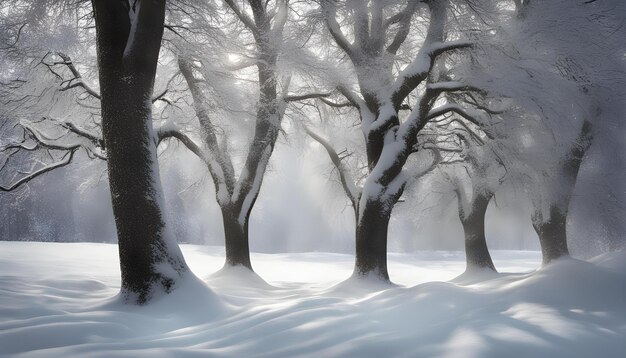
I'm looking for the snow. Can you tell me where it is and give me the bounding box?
[1,242,625,357]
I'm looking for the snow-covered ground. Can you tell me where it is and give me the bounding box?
[0,242,625,357]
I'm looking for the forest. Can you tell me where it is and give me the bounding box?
[0,0,625,356]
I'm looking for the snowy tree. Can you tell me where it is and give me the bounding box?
[313,0,490,281]
[439,125,504,272]
[470,0,626,262]
[151,0,332,271]
[0,0,193,304]
[90,0,190,303]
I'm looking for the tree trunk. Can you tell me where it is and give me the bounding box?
[354,198,393,281]
[93,0,188,304]
[532,205,570,264]
[221,204,252,269]
[531,120,591,264]
[459,192,496,272]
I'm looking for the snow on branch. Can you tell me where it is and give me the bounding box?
[49,117,103,148]
[336,85,365,110]
[429,40,473,58]
[319,97,355,108]
[390,41,473,109]
[20,121,83,151]
[284,92,333,103]
[305,126,360,208]
[427,81,482,95]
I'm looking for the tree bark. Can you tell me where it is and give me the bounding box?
[354,198,393,281]
[458,191,496,272]
[221,204,253,269]
[532,205,570,264]
[531,120,591,264]
[93,0,188,304]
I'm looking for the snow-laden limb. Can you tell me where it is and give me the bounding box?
[336,84,367,111]
[305,126,360,209]
[426,81,482,95]
[283,92,333,103]
[319,97,354,108]
[391,43,476,107]
[429,40,473,58]
[0,113,107,192]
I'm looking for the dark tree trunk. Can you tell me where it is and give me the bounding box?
[221,205,252,269]
[93,0,188,304]
[459,192,496,272]
[531,120,591,264]
[532,205,570,264]
[354,198,393,281]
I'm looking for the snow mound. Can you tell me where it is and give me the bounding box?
[208,265,275,291]
[589,249,626,275]
[451,266,503,285]
[1,242,624,357]
[324,272,399,299]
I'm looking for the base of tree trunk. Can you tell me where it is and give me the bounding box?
[458,192,496,273]
[463,222,497,272]
[533,207,570,264]
[353,200,392,282]
[222,206,253,270]
[119,251,188,305]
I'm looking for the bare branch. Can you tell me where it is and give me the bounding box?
[151,88,168,103]
[56,52,102,100]
[223,0,260,37]
[0,147,79,192]
[386,2,419,55]
[157,128,208,165]
[426,104,494,140]
[322,0,355,58]
[0,23,26,50]
[305,126,359,208]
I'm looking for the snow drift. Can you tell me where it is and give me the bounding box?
[0,242,624,357]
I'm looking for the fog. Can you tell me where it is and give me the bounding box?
[2,126,622,258]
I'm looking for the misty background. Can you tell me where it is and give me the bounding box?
[2,129,622,258]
